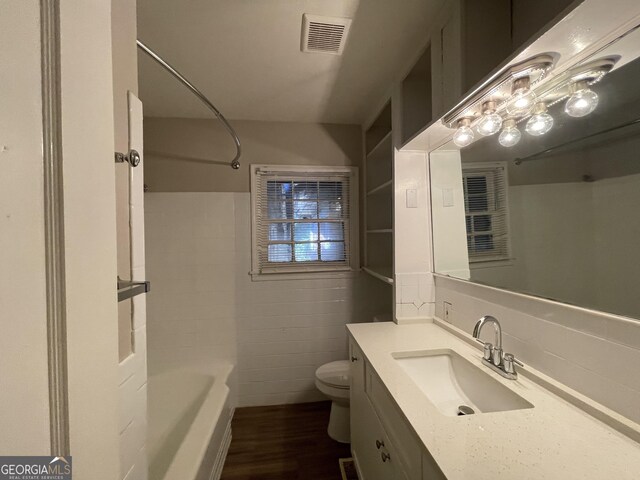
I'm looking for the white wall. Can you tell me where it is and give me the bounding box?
[111,2,147,478]
[60,0,121,477]
[394,151,437,321]
[113,0,138,361]
[472,174,640,319]
[143,118,363,192]
[1,0,123,470]
[429,150,469,280]
[234,194,390,406]
[118,94,148,480]
[592,174,640,317]
[145,193,238,378]
[0,0,51,454]
[143,116,392,405]
[145,193,390,406]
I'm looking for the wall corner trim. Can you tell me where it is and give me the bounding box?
[40,0,70,456]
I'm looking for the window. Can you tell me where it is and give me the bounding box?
[251,165,358,276]
[462,164,510,262]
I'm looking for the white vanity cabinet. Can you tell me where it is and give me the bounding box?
[349,338,445,480]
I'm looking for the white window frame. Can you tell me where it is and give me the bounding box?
[462,162,512,265]
[250,164,359,280]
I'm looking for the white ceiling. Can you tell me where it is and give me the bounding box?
[137,0,445,125]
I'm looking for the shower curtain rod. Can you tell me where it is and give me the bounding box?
[137,39,241,169]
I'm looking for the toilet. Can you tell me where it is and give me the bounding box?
[315,360,351,443]
[314,314,389,443]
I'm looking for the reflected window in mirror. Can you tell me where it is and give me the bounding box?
[462,164,510,263]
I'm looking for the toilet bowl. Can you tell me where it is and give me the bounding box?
[315,360,351,443]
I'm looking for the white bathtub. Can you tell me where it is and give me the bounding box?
[148,366,234,480]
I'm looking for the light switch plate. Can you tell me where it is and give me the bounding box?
[406,188,418,208]
[442,188,454,207]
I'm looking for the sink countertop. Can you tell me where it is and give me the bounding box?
[347,320,640,480]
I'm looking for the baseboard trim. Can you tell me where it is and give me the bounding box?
[210,408,234,480]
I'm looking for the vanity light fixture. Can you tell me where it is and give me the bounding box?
[506,77,537,116]
[564,80,599,117]
[476,101,503,136]
[442,54,617,149]
[498,119,522,147]
[453,117,475,147]
[525,102,554,136]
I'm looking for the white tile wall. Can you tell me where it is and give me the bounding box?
[119,92,148,480]
[435,275,640,424]
[145,193,238,377]
[234,194,391,406]
[393,150,436,323]
[396,273,436,321]
[145,192,391,408]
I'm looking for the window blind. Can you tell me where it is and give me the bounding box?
[254,168,354,274]
[462,165,510,262]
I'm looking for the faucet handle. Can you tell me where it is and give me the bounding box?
[474,338,494,362]
[503,353,524,375]
[482,342,493,362]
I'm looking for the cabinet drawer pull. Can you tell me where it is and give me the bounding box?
[375,439,385,449]
[381,451,391,462]
[351,355,358,362]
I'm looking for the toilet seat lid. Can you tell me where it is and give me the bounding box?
[315,360,350,389]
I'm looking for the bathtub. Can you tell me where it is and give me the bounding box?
[148,366,234,480]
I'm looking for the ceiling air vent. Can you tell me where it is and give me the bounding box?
[301,14,352,55]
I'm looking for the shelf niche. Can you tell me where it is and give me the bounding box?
[364,100,393,286]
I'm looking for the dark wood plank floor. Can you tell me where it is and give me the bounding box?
[221,401,352,480]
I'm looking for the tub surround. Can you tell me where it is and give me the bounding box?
[348,320,640,479]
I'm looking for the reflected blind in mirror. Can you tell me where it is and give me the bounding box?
[462,164,510,262]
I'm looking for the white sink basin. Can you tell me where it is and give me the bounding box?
[393,349,533,416]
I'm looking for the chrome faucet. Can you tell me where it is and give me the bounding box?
[472,315,523,380]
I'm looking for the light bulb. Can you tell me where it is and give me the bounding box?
[476,101,503,136]
[453,118,474,147]
[498,119,521,147]
[565,81,599,117]
[506,77,536,116]
[526,102,554,136]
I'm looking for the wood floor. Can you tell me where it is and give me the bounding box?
[221,401,352,480]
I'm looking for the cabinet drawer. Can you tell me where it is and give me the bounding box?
[366,369,422,480]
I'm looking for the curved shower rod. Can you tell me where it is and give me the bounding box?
[137,40,241,169]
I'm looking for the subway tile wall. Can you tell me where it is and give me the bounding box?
[145,193,238,377]
[234,193,391,406]
[119,93,148,480]
[145,193,391,408]
[435,276,640,424]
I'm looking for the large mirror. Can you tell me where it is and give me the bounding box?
[430,26,640,320]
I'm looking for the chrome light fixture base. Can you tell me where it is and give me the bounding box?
[442,53,557,129]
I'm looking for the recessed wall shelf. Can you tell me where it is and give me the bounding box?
[363,100,394,289]
[367,180,392,196]
[401,46,433,144]
[367,130,393,158]
[117,277,151,302]
[362,267,394,284]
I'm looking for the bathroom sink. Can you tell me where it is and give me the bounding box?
[392,349,533,416]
